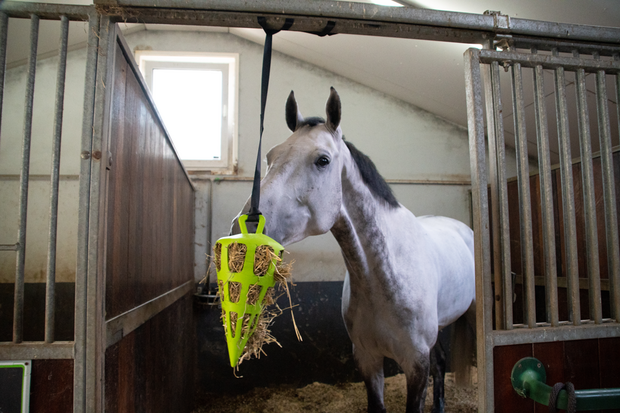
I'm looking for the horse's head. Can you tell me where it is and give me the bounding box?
[232,87,346,246]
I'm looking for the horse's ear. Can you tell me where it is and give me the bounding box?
[286,90,304,132]
[325,87,341,133]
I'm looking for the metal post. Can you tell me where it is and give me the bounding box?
[13,14,39,344]
[464,47,493,413]
[74,12,100,413]
[0,12,8,146]
[552,49,581,325]
[483,59,513,330]
[85,15,113,413]
[44,15,69,344]
[597,60,620,322]
[574,51,602,324]
[511,62,536,328]
[531,49,559,327]
[483,60,502,330]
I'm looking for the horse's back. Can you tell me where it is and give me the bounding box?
[418,215,473,246]
[417,215,475,328]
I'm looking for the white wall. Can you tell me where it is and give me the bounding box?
[1,26,525,284]
[123,29,477,283]
[0,47,87,283]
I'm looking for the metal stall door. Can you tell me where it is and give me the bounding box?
[0,4,102,413]
[465,41,620,412]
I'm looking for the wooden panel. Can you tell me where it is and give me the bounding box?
[599,337,620,413]
[104,37,194,320]
[494,343,534,413]
[533,341,564,413]
[30,359,73,413]
[105,294,195,413]
[564,339,600,389]
[103,30,195,413]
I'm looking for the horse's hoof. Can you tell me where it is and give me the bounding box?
[431,400,445,413]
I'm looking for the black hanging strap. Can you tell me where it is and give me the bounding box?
[247,17,294,223]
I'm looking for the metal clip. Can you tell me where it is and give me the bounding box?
[494,37,512,51]
[484,10,510,32]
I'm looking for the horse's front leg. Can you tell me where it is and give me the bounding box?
[430,341,446,413]
[403,351,431,413]
[354,345,386,413]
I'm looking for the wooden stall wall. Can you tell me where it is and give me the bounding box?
[493,152,620,412]
[504,152,620,323]
[102,31,195,413]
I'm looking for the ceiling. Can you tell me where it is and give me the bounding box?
[5,0,620,163]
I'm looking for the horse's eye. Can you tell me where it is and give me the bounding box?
[315,156,330,168]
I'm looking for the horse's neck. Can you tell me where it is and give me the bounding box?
[330,162,402,281]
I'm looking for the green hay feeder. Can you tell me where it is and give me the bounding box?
[214,214,284,368]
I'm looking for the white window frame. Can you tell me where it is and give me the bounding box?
[135,51,239,173]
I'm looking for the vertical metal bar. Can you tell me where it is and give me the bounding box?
[464,47,493,413]
[553,49,581,325]
[531,53,559,326]
[45,15,69,344]
[574,52,602,324]
[483,62,503,330]
[13,14,39,344]
[86,15,113,413]
[483,60,513,330]
[74,12,100,413]
[511,62,537,328]
[597,60,620,321]
[0,12,8,145]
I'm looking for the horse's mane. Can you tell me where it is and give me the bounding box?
[344,140,400,208]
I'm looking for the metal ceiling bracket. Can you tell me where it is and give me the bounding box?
[485,10,510,33]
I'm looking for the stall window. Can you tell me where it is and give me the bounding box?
[136,51,238,173]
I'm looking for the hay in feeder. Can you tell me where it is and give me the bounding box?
[217,280,225,302]
[263,287,276,306]
[236,255,302,365]
[213,243,222,271]
[246,284,263,306]
[215,239,301,368]
[238,307,282,365]
[253,245,275,276]
[229,311,238,338]
[227,242,247,272]
[228,281,242,303]
[275,260,294,283]
[274,259,302,342]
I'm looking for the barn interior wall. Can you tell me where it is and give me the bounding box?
[121,28,525,284]
[0,26,527,286]
[116,28,531,388]
[0,23,528,388]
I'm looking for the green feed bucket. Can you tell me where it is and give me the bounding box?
[214,214,284,368]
